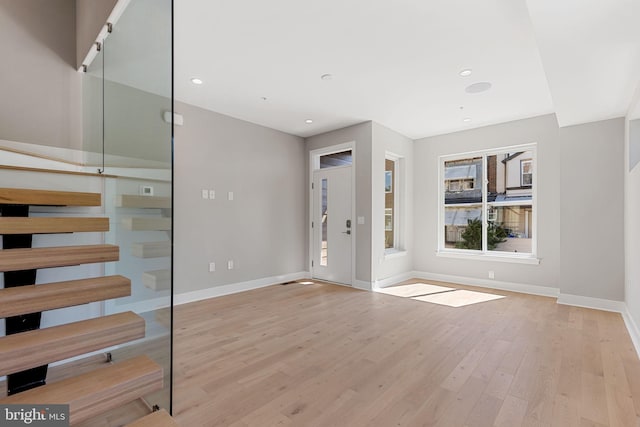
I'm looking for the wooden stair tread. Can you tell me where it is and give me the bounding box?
[0,355,163,426]
[0,188,101,206]
[0,244,119,272]
[0,312,145,376]
[117,195,171,209]
[125,409,179,427]
[142,269,170,291]
[0,217,109,234]
[0,275,131,318]
[122,217,171,231]
[132,241,171,258]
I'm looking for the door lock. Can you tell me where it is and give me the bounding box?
[346,219,351,228]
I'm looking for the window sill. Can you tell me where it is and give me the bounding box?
[384,249,407,260]
[436,250,540,265]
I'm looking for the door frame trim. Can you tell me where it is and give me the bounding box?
[308,141,356,286]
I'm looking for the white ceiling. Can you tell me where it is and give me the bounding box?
[169,0,639,139]
[525,0,640,127]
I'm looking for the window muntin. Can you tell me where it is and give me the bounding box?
[440,147,535,257]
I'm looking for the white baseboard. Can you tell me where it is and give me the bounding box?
[374,271,415,289]
[622,306,640,359]
[411,271,559,298]
[174,271,309,306]
[556,293,626,313]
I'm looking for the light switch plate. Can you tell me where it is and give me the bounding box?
[209,190,215,199]
[201,189,208,199]
[357,216,365,225]
[140,185,154,196]
[209,262,215,272]
[228,191,234,201]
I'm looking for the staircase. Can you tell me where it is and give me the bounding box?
[0,188,176,426]
[117,194,171,292]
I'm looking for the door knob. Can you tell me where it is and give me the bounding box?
[342,230,351,235]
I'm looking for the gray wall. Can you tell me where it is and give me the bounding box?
[75,0,117,69]
[0,0,82,150]
[371,122,414,283]
[413,114,625,301]
[82,75,171,164]
[559,118,625,300]
[305,122,373,284]
[173,103,307,294]
[413,114,562,292]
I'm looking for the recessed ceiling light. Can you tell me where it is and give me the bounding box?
[305,119,313,124]
[190,77,203,85]
[459,69,472,77]
[463,117,472,123]
[465,82,492,94]
[321,74,333,80]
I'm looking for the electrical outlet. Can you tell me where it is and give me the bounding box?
[227,260,234,270]
[201,189,209,199]
[209,262,215,272]
[488,271,495,279]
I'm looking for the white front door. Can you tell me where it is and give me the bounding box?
[312,166,352,285]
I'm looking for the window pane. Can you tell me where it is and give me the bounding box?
[320,150,352,168]
[442,148,535,257]
[487,152,534,200]
[521,160,532,186]
[321,178,328,266]
[385,158,395,249]
[385,208,393,231]
[444,158,482,204]
[444,205,483,250]
[487,205,532,253]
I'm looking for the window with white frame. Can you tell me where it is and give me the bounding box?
[440,145,536,257]
[385,155,402,251]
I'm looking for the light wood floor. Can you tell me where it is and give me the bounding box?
[173,280,640,427]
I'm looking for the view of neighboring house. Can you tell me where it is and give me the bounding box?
[385,158,396,249]
[444,151,533,252]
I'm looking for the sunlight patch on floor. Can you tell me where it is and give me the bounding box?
[412,289,505,307]
[376,283,455,298]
